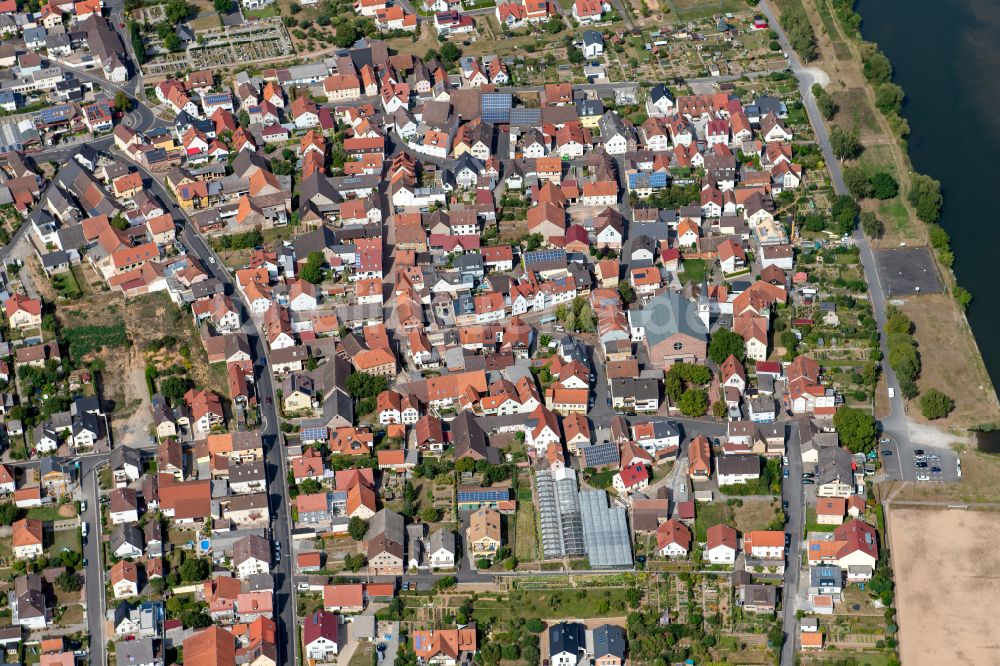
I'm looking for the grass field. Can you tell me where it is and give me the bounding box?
[472,587,635,624]
[349,642,376,666]
[832,88,879,136]
[899,294,1000,428]
[857,144,897,176]
[732,500,780,533]
[877,198,909,236]
[514,499,539,562]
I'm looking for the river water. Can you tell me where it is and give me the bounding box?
[856,0,1000,390]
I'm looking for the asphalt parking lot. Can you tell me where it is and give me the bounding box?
[877,435,959,483]
[874,248,942,296]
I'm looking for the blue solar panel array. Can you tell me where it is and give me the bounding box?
[523,248,567,266]
[509,107,541,127]
[301,427,327,442]
[582,442,619,468]
[628,172,669,189]
[457,488,509,502]
[482,93,512,123]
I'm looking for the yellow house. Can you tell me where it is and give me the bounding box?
[466,506,501,562]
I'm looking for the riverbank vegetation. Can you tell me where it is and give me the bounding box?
[772,0,999,427]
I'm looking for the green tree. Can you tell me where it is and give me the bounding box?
[435,576,457,591]
[860,211,883,239]
[832,406,877,453]
[113,92,132,113]
[213,0,233,11]
[159,375,193,404]
[861,45,892,85]
[885,307,913,335]
[56,570,82,592]
[439,42,462,65]
[335,22,359,48]
[708,328,746,364]
[830,126,862,160]
[843,166,873,199]
[420,507,440,523]
[953,285,972,311]
[830,194,859,234]
[567,46,584,64]
[162,31,182,52]
[346,372,388,399]
[874,82,904,114]
[811,83,837,119]
[618,281,635,305]
[164,0,193,24]
[908,173,943,224]
[298,479,322,495]
[711,400,727,419]
[348,516,368,541]
[344,553,367,571]
[919,389,954,420]
[677,389,708,417]
[301,251,325,284]
[179,557,210,582]
[870,171,899,199]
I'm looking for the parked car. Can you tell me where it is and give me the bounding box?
[801,478,815,485]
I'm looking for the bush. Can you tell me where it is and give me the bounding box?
[63,324,129,363]
[919,389,954,420]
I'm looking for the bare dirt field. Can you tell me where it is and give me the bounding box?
[889,508,1000,665]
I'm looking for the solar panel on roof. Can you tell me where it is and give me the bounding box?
[301,427,327,442]
[457,488,508,502]
[582,442,619,468]
[523,249,566,265]
[510,108,542,126]
[482,93,512,123]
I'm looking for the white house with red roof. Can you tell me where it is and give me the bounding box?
[656,519,691,557]
[706,524,738,564]
[612,462,649,495]
[5,294,42,330]
[303,610,341,660]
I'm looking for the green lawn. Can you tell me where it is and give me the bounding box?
[51,271,82,299]
[803,508,837,534]
[878,198,909,234]
[693,501,734,541]
[49,527,82,554]
[27,505,70,522]
[244,4,279,17]
[679,258,708,285]
[586,470,615,489]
